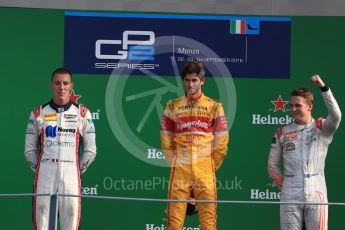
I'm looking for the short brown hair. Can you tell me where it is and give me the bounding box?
[180,61,205,80]
[290,88,314,106]
[51,67,73,82]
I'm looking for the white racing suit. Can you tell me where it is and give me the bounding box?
[268,88,341,230]
[25,100,97,230]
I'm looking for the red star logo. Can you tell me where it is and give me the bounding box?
[271,95,288,112]
[70,90,81,103]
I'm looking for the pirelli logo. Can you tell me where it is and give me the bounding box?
[285,131,297,137]
[44,113,57,121]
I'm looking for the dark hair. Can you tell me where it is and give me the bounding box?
[290,87,314,105]
[180,61,205,80]
[51,68,73,82]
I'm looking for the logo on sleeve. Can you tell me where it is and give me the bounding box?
[80,105,88,118]
[86,126,95,134]
[33,106,41,118]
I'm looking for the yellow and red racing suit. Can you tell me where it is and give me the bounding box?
[160,93,229,230]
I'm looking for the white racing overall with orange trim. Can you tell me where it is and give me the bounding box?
[268,89,341,230]
[25,100,96,230]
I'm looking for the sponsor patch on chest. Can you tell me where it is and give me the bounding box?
[305,134,317,145]
[44,113,57,121]
[285,142,295,152]
[64,114,78,119]
[285,130,297,137]
[285,134,297,142]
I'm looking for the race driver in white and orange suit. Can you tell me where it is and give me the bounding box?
[25,68,96,230]
[268,75,341,230]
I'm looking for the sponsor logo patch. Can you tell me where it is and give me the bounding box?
[86,126,95,134]
[64,114,78,119]
[45,140,75,148]
[46,125,57,138]
[44,113,57,121]
[285,131,297,137]
[176,120,210,131]
[26,127,35,135]
[285,135,297,142]
[285,142,295,152]
[305,135,316,145]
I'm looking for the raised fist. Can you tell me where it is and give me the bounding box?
[310,75,325,88]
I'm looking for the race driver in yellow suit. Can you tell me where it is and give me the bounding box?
[160,61,229,230]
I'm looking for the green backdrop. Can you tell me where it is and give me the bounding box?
[0,7,344,229]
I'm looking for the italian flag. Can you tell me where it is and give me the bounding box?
[231,20,246,34]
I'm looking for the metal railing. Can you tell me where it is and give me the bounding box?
[1,193,345,230]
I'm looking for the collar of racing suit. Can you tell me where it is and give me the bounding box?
[49,99,74,113]
[184,92,204,102]
[293,118,315,131]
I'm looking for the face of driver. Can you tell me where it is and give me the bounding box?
[290,96,312,125]
[50,73,74,105]
[183,73,204,99]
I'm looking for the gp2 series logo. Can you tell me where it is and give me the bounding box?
[95,31,155,61]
